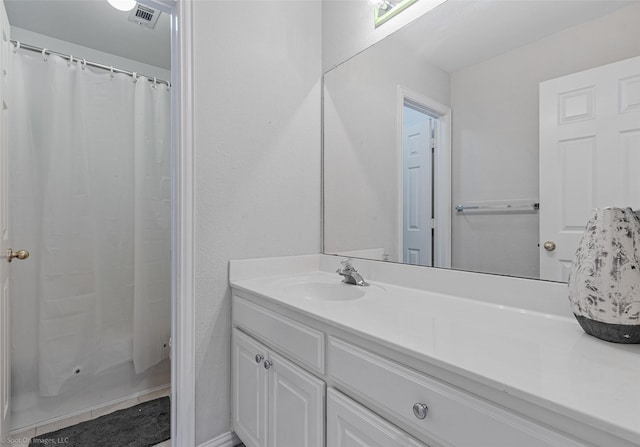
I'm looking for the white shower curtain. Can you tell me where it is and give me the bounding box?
[10,49,170,396]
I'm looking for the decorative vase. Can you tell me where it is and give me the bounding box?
[568,207,640,343]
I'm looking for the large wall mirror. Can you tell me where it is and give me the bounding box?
[323,0,640,282]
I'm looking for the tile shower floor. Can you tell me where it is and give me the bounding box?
[7,387,171,446]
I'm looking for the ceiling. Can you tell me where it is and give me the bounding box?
[5,0,170,69]
[6,0,634,75]
[392,0,636,73]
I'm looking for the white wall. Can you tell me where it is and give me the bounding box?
[323,35,449,261]
[450,3,640,278]
[10,27,170,81]
[192,1,321,444]
[188,1,637,443]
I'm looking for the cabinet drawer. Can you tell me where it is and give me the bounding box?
[328,388,427,447]
[328,337,586,447]
[233,295,325,373]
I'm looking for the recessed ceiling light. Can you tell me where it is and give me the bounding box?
[107,0,137,12]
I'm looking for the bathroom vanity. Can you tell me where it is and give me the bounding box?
[229,255,640,447]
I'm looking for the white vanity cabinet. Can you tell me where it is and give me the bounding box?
[232,296,326,447]
[230,261,638,447]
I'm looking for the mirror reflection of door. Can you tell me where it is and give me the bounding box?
[539,55,640,282]
[402,104,436,266]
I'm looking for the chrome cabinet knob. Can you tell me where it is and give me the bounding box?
[7,249,29,262]
[412,402,428,419]
[543,241,556,252]
[255,354,264,364]
[263,360,273,370]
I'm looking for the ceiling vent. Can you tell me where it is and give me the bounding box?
[128,3,160,29]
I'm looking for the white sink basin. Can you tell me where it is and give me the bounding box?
[284,282,368,301]
[267,273,386,302]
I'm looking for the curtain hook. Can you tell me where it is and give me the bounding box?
[110,66,115,78]
[152,77,157,88]
[42,48,48,62]
[67,54,73,67]
[81,58,86,70]
[13,41,20,54]
[132,72,138,83]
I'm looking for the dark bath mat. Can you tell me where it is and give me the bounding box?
[30,396,170,447]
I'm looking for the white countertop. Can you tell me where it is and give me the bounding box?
[229,255,640,446]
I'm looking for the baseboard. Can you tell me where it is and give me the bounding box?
[198,430,241,447]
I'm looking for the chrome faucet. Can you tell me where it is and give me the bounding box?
[336,258,369,286]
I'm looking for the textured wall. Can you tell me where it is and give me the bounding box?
[192,1,321,443]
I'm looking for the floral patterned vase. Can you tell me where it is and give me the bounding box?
[568,207,640,343]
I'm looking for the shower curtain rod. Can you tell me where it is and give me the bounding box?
[10,40,171,87]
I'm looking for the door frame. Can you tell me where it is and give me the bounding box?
[169,0,196,445]
[139,0,195,445]
[396,86,451,268]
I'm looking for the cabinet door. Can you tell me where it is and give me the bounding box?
[328,388,427,447]
[233,329,268,447]
[268,351,325,447]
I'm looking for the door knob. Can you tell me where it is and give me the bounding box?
[543,241,556,252]
[255,354,264,364]
[7,249,29,262]
[263,360,273,370]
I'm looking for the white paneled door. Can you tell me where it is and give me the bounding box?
[540,55,640,281]
[402,106,434,266]
[0,0,10,439]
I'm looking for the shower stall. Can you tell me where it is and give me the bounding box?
[8,41,171,429]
